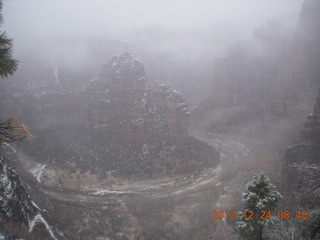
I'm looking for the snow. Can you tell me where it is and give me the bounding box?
[29,214,58,240]
[142,144,149,155]
[29,164,46,183]
[0,159,14,217]
[53,65,60,85]
[3,142,16,153]
[139,181,175,191]
[169,178,215,196]
[93,190,133,196]
[31,200,42,211]
[90,180,177,196]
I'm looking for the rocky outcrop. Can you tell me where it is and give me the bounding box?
[282,88,320,202]
[193,0,320,138]
[285,91,320,165]
[281,0,320,172]
[298,0,320,39]
[281,88,320,239]
[85,53,189,142]
[14,53,219,180]
[0,145,59,239]
[280,0,320,216]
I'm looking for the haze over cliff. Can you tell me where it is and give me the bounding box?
[1,0,319,239]
[12,53,219,181]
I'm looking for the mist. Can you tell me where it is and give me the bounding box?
[2,0,304,103]
[2,0,320,239]
[4,0,303,49]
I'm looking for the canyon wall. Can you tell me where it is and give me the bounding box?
[10,53,219,179]
[193,0,320,141]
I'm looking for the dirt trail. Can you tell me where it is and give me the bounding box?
[191,131,251,240]
[30,131,249,200]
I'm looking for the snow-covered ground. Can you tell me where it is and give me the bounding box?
[29,164,46,183]
[93,189,134,196]
[91,168,220,197]
[29,214,58,240]
[17,131,250,207]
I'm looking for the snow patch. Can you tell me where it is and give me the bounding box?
[92,190,133,196]
[31,200,42,211]
[170,178,214,196]
[29,214,58,240]
[3,142,17,153]
[29,164,46,183]
[0,160,14,217]
[53,65,60,85]
[142,144,149,155]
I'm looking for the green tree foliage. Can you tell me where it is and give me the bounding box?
[0,0,28,144]
[236,172,282,240]
[0,1,18,78]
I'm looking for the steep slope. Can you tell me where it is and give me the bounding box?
[193,0,320,143]
[280,1,320,238]
[0,144,59,239]
[281,0,320,195]
[85,52,189,141]
[283,87,320,196]
[282,88,320,239]
[285,90,320,166]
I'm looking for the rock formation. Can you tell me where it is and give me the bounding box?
[0,145,59,239]
[285,90,320,165]
[85,53,189,142]
[280,6,320,237]
[281,0,320,187]
[13,53,219,180]
[193,0,320,138]
[281,87,320,239]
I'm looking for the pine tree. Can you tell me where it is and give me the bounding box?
[236,172,282,240]
[0,0,18,78]
[0,0,28,143]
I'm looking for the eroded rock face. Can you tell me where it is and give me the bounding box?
[0,146,58,239]
[0,151,36,225]
[193,0,320,137]
[281,88,320,218]
[299,0,320,39]
[85,53,189,142]
[279,2,320,213]
[285,89,320,165]
[282,0,320,170]
[16,53,218,179]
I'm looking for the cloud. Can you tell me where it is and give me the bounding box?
[3,0,303,41]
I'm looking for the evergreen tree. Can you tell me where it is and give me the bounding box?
[0,0,18,78]
[0,0,28,143]
[236,172,282,240]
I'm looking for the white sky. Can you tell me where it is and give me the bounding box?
[3,0,304,40]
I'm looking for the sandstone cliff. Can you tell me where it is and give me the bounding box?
[280,2,320,237]
[85,53,189,142]
[281,0,320,188]
[193,0,320,140]
[285,89,320,165]
[14,53,219,180]
[281,87,320,239]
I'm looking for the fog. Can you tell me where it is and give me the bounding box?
[4,0,303,50]
[2,0,320,239]
[2,0,304,104]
